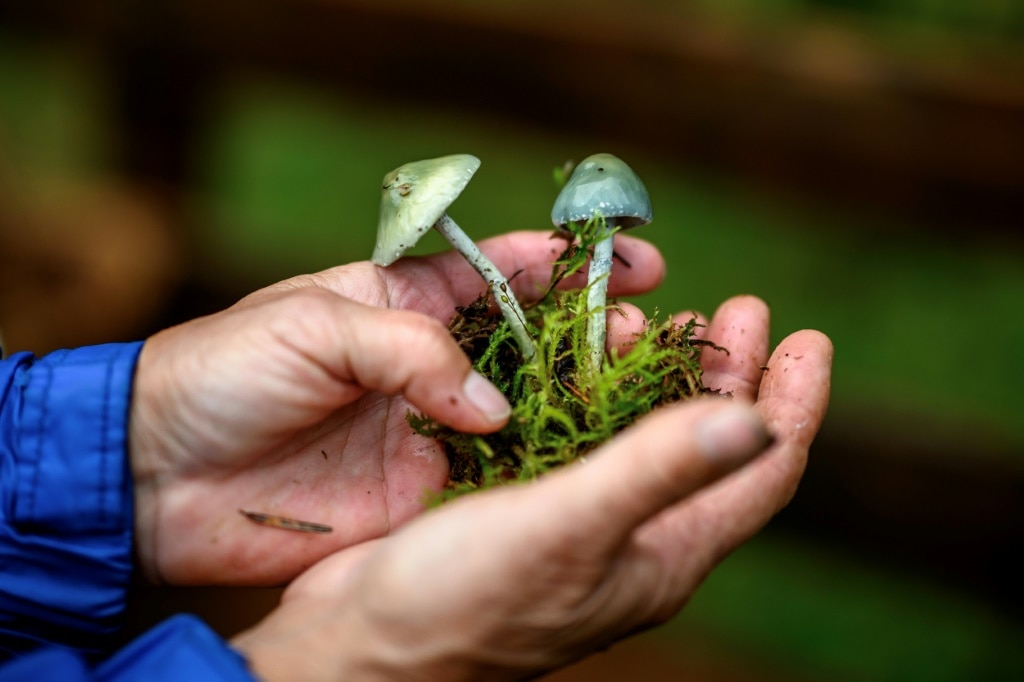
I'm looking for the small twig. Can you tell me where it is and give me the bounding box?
[238,509,333,534]
[560,379,590,404]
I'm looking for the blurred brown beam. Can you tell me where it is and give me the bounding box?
[2,0,1022,231]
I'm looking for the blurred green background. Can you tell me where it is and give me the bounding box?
[2,1,1022,679]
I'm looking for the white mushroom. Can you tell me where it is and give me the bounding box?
[373,154,536,359]
[550,153,653,372]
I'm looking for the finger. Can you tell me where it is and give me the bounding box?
[606,302,647,356]
[546,234,667,299]
[535,399,772,560]
[699,295,770,401]
[671,310,709,348]
[641,330,833,576]
[434,231,666,304]
[252,232,664,326]
[672,310,707,332]
[282,290,511,434]
[756,329,835,471]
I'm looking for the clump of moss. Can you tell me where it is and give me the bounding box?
[410,218,728,504]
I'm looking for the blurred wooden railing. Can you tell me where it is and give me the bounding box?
[2,0,1023,231]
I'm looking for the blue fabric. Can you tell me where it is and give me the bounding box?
[0,615,253,681]
[0,344,254,680]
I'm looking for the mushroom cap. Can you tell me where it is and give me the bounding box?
[550,153,652,231]
[372,154,481,266]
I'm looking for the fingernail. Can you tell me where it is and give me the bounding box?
[696,404,771,465]
[463,371,511,424]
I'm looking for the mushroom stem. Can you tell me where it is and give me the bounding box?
[585,219,617,373]
[434,214,537,360]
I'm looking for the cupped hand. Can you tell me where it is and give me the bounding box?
[231,295,833,681]
[129,231,665,585]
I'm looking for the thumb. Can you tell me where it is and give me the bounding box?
[287,289,511,434]
[540,399,772,558]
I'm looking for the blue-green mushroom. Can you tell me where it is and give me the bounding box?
[373,154,536,359]
[550,153,652,372]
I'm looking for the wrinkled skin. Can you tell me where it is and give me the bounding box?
[130,232,667,585]
[129,231,832,679]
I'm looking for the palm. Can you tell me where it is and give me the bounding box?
[131,232,667,585]
[160,393,445,586]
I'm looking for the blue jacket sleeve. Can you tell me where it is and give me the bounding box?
[0,614,254,681]
[0,344,255,680]
[0,344,142,660]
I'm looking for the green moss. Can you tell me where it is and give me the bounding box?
[410,217,728,502]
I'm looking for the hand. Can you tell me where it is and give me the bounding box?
[231,296,833,680]
[129,231,665,585]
